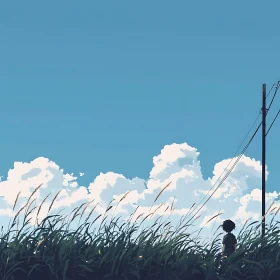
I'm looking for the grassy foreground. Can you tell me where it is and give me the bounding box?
[1,185,280,280]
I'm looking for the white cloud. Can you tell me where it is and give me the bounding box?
[0,143,278,241]
[63,173,78,187]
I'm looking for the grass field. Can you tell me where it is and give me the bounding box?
[1,184,280,280]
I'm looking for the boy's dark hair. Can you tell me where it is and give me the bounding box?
[222,219,235,233]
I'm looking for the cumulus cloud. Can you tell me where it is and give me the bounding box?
[0,142,278,241]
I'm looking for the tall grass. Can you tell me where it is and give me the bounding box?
[1,184,280,280]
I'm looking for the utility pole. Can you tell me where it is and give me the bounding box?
[262,84,266,238]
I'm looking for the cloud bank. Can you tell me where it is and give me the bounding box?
[0,143,279,242]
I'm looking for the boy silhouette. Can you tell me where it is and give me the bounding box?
[221,219,237,258]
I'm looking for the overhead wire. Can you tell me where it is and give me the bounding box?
[266,110,280,136]
[186,121,262,226]
[266,82,276,99]
[267,81,280,113]
[185,82,279,226]
[266,81,280,136]
[185,83,276,221]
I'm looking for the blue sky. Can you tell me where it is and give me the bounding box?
[0,1,280,240]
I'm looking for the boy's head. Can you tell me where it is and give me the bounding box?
[222,219,235,233]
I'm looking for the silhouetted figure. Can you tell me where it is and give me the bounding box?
[221,219,237,258]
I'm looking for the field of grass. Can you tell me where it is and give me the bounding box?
[1,184,280,280]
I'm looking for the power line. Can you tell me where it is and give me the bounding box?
[184,82,279,224]
[186,122,262,225]
[184,113,260,220]
[186,109,263,220]
[266,82,276,99]
[265,81,280,136]
[267,81,280,113]
[186,82,279,223]
[266,109,280,136]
